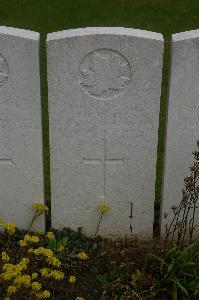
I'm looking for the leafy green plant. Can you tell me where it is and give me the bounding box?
[145,241,199,299]
[47,235,68,253]
[97,266,135,299]
[97,242,199,299]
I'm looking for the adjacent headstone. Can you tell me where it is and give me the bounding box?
[0,27,44,229]
[161,30,199,237]
[47,27,164,238]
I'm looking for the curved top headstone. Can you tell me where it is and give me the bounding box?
[0,26,44,230]
[47,27,163,41]
[47,27,164,238]
[0,26,39,40]
[161,29,199,238]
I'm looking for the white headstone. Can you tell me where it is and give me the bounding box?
[0,27,44,230]
[47,27,164,238]
[161,30,199,237]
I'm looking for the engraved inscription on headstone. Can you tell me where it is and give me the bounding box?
[47,27,164,238]
[0,54,9,87]
[79,49,132,99]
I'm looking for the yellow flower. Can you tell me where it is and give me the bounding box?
[34,247,53,257]
[28,248,34,254]
[7,285,17,295]
[98,203,110,213]
[32,272,38,279]
[50,270,64,280]
[76,297,84,300]
[37,229,43,234]
[45,231,55,240]
[24,234,32,242]
[2,252,10,262]
[2,263,23,280]
[20,258,30,267]
[69,275,76,283]
[46,256,61,267]
[77,251,89,260]
[36,290,50,299]
[39,268,51,278]
[43,290,50,298]
[32,203,49,213]
[5,222,16,235]
[31,235,40,243]
[19,240,27,247]
[14,275,31,288]
[24,234,40,243]
[32,281,42,291]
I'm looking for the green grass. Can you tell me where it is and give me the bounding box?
[1,0,199,227]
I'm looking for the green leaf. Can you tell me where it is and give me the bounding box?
[170,277,188,297]
[48,239,57,250]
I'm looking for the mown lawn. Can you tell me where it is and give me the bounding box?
[0,0,199,227]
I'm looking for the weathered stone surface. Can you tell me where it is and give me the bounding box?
[0,27,44,230]
[47,27,164,238]
[161,30,199,237]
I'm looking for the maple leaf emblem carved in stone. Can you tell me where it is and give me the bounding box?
[79,49,132,99]
[0,54,9,87]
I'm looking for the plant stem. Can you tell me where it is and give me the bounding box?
[95,213,104,237]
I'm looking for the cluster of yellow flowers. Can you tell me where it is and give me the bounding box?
[39,268,64,280]
[35,289,51,299]
[1,258,30,281]
[98,203,110,213]
[0,220,17,235]
[19,234,40,247]
[2,252,10,263]
[33,247,61,267]
[0,212,91,299]
[32,203,49,213]
[45,231,55,240]
[5,222,16,235]
[0,253,53,298]
[69,275,76,283]
[77,251,89,260]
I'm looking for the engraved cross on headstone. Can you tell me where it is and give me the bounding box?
[83,138,124,199]
[0,126,13,166]
[0,158,12,165]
